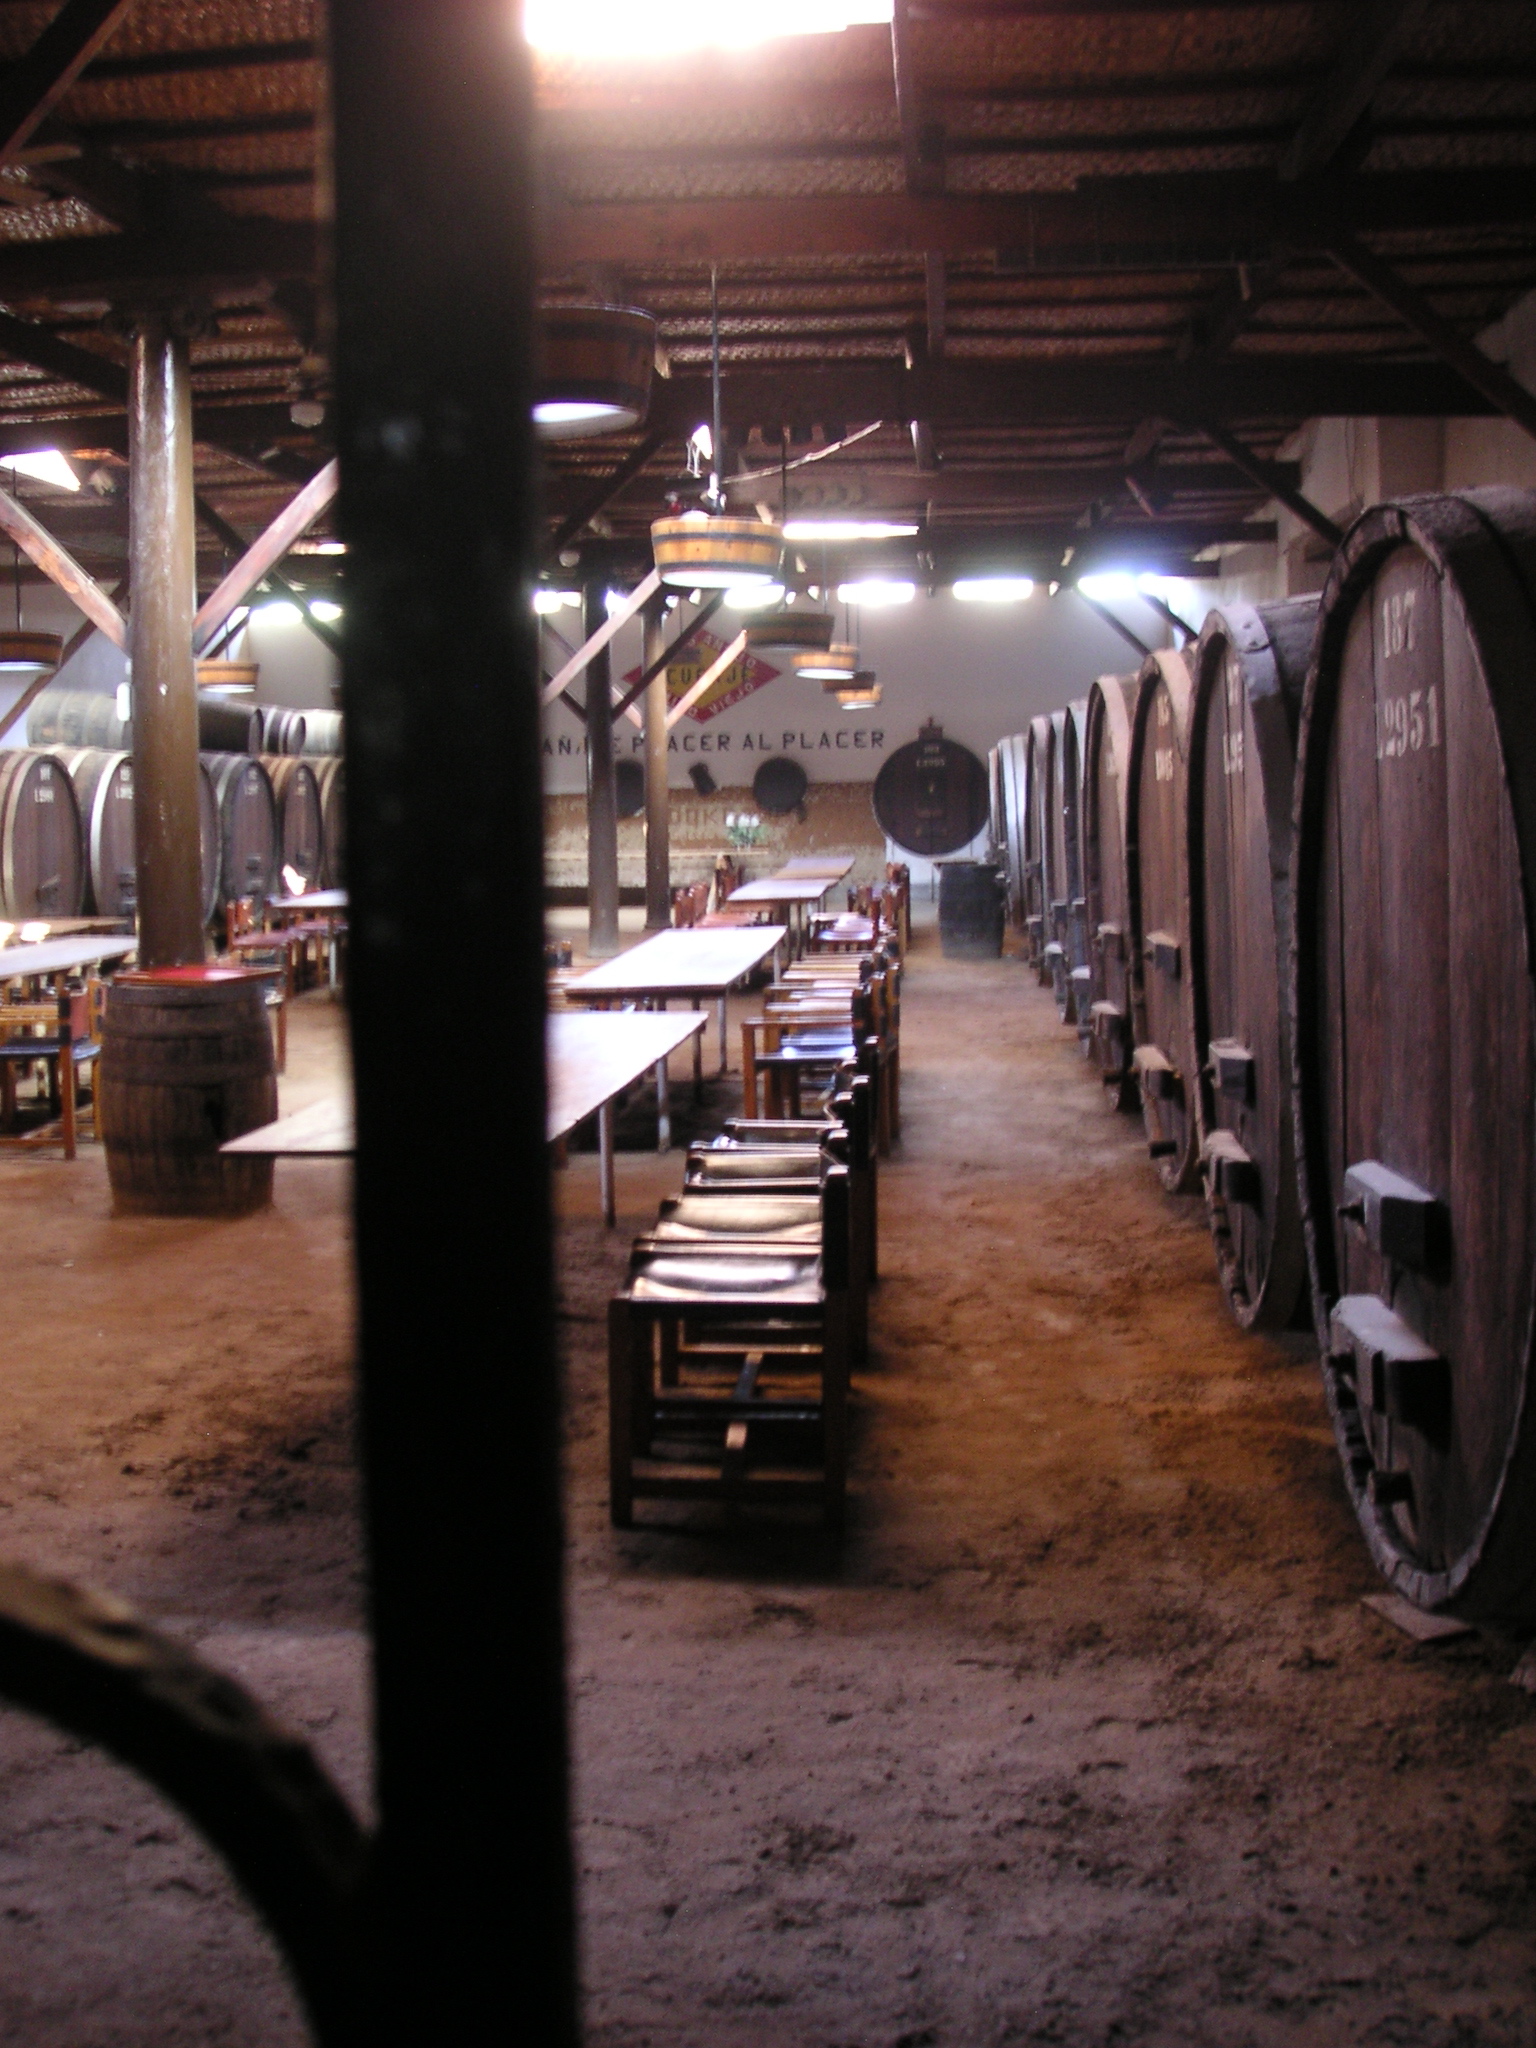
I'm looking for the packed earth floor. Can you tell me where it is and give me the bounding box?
[1,917,1535,2045]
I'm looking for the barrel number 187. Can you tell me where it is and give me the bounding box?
[1376,686,1441,760]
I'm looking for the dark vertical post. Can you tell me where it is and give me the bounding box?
[328,4,577,2042]
[127,313,204,967]
[585,577,620,955]
[643,590,671,930]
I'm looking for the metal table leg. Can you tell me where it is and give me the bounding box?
[655,1053,670,1153]
[717,994,729,1075]
[692,996,704,1099]
[598,1097,616,1226]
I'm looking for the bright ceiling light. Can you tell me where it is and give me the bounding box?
[256,600,302,625]
[837,578,914,607]
[3,449,79,492]
[784,518,918,542]
[534,588,579,614]
[1077,572,1141,603]
[533,398,640,435]
[793,643,858,683]
[524,0,891,57]
[953,576,1035,603]
[723,583,786,610]
[310,600,343,623]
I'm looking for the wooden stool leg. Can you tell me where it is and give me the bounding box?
[60,1051,76,1162]
[608,1299,639,1528]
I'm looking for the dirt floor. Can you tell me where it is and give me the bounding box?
[1,916,1535,2044]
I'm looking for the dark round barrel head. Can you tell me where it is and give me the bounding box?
[753,755,808,815]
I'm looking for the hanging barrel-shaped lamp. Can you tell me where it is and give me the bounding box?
[829,671,881,709]
[743,609,835,654]
[0,630,61,673]
[534,303,656,441]
[793,641,858,684]
[651,510,783,591]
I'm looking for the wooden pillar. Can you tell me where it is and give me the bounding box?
[127,313,204,967]
[585,577,620,955]
[329,1,577,2040]
[643,591,671,929]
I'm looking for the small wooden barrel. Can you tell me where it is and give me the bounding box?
[1082,673,1139,1107]
[258,706,309,756]
[313,755,346,887]
[201,751,277,908]
[0,748,85,920]
[58,747,137,919]
[937,859,1003,958]
[262,756,325,891]
[299,710,344,758]
[197,692,262,755]
[1292,487,1536,1623]
[1126,648,1198,1191]
[871,721,989,858]
[27,685,130,751]
[1022,714,1052,981]
[98,967,276,1216]
[1186,598,1318,1330]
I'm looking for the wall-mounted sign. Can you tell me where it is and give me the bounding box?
[623,629,781,723]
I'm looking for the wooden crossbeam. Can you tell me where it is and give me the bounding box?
[542,430,667,567]
[1323,232,1536,448]
[194,493,341,656]
[539,567,661,709]
[0,0,137,166]
[891,0,943,198]
[1073,589,1151,660]
[1187,419,1342,547]
[610,592,727,722]
[0,482,125,645]
[1279,0,1432,182]
[191,458,339,649]
[664,629,748,731]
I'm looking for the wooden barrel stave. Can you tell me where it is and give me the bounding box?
[1293,487,1536,1623]
[1082,673,1138,1107]
[1126,649,1199,1191]
[201,751,277,910]
[313,755,346,887]
[57,747,137,919]
[1022,715,1052,982]
[262,756,325,891]
[0,749,85,920]
[1187,599,1317,1329]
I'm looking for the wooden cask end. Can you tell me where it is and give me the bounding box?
[1043,700,1091,1030]
[201,751,277,908]
[1022,715,1052,981]
[871,721,990,859]
[1125,648,1198,1191]
[196,759,222,926]
[1186,598,1317,1330]
[98,968,277,1217]
[313,755,346,887]
[996,733,1028,930]
[197,692,263,755]
[57,747,136,919]
[262,756,325,891]
[0,749,85,920]
[27,686,130,752]
[1292,487,1536,1624]
[1082,673,1138,1107]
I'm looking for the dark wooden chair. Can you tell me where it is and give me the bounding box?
[0,976,106,1159]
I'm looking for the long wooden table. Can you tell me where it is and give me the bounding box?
[776,855,856,881]
[563,925,786,1081]
[725,874,833,956]
[223,1008,708,1223]
[0,935,138,983]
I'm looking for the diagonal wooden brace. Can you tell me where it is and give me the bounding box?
[539,567,661,710]
[192,457,339,651]
[664,628,748,730]
[0,482,126,646]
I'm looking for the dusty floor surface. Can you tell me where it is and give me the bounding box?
[0,923,1533,2043]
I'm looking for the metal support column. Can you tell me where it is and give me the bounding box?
[642,590,671,930]
[329,2,577,2040]
[585,578,621,956]
[127,312,205,967]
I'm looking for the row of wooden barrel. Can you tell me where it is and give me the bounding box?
[26,686,344,760]
[0,746,345,924]
[990,487,1536,1628]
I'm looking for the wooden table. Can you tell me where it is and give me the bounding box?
[0,935,138,984]
[223,1009,708,1224]
[263,889,348,989]
[777,856,856,881]
[564,926,786,1083]
[725,875,833,956]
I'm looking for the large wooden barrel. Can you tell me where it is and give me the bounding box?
[1186,598,1317,1330]
[1022,715,1051,981]
[57,747,137,919]
[98,968,276,1216]
[259,706,309,756]
[937,859,1003,958]
[201,751,277,908]
[1044,702,1091,1027]
[299,710,344,758]
[871,719,989,858]
[0,749,85,920]
[197,692,262,755]
[995,733,1028,928]
[261,755,325,891]
[1082,672,1139,1107]
[28,685,130,751]
[313,755,346,887]
[1292,487,1536,1623]
[1126,648,1198,1192]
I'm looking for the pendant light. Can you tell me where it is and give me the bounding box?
[0,519,59,673]
[794,642,858,684]
[651,267,781,590]
[743,608,835,654]
[829,670,881,709]
[534,303,656,441]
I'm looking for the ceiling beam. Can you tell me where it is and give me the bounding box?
[192,457,338,649]
[1188,418,1342,546]
[1279,0,1432,181]
[193,494,341,656]
[84,38,317,82]
[0,219,316,297]
[542,429,668,566]
[0,0,137,167]
[720,457,1295,513]
[891,0,943,198]
[1322,231,1536,447]
[0,478,126,643]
